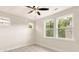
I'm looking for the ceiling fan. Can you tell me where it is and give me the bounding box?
[26,6,49,15]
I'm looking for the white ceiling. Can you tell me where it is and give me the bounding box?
[0,6,72,20]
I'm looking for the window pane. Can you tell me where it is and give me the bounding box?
[45,20,54,37]
[58,29,65,38]
[65,28,72,39]
[58,15,72,39]
[46,21,54,29]
[46,30,54,37]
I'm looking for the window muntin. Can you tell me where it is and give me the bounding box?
[57,15,72,39]
[44,15,73,40]
[45,20,54,37]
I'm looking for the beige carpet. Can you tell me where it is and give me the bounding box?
[7,44,56,52]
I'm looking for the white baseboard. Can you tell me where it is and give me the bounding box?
[1,42,34,52]
[0,42,64,52]
[37,42,64,52]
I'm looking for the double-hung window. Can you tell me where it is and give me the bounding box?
[44,15,73,39]
[57,15,72,39]
[44,20,54,38]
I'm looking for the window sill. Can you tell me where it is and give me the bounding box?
[44,36,74,41]
[56,37,74,41]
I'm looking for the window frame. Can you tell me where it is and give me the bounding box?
[56,14,73,40]
[44,19,55,38]
[44,14,74,40]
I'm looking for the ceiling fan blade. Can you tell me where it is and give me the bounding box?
[26,6,33,9]
[37,11,40,15]
[33,6,35,8]
[28,10,34,14]
[38,8,49,10]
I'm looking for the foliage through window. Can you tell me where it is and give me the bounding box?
[44,15,73,39]
[58,15,72,39]
[45,20,54,37]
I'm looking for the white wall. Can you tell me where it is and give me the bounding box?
[36,7,79,52]
[1,7,79,52]
[0,11,35,51]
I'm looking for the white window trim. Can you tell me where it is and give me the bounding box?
[44,19,55,38]
[56,14,74,40]
[44,14,74,40]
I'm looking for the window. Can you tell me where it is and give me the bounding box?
[44,20,54,37]
[44,15,73,39]
[0,17,10,26]
[57,15,72,39]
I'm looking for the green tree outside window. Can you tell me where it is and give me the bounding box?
[58,16,72,38]
[46,20,54,37]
